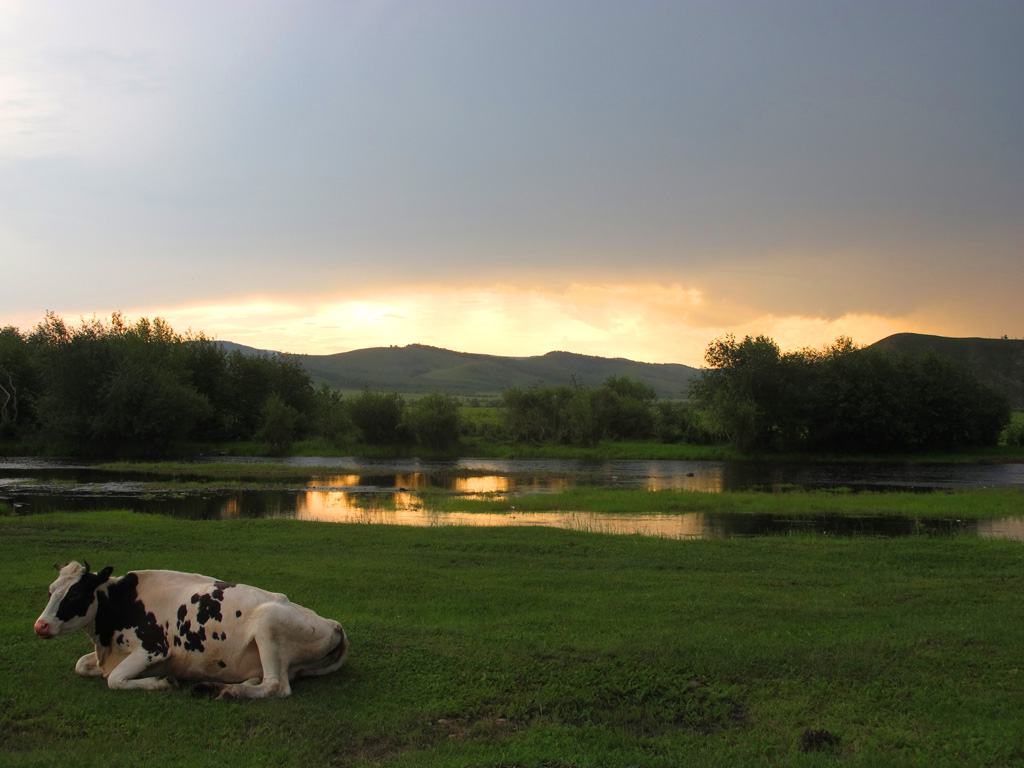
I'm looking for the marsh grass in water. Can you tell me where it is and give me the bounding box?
[425,486,1024,520]
[2,510,1024,767]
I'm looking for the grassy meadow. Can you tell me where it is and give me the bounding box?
[3,506,1024,767]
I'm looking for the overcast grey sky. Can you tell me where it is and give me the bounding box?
[2,1,1021,364]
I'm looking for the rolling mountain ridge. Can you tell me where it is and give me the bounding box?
[220,342,700,398]
[220,333,1024,407]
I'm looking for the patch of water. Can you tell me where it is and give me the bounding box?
[3,482,1022,541]
[2,457,1022,540]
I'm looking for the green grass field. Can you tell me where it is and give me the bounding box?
[3,508,1024,767]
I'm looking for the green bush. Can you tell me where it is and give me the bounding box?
[690,334,1012,453]
[348,389,407,444]
[1003,413,1024,446]
[404,392,461,449]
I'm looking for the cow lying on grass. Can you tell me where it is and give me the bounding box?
[34,561,348,698]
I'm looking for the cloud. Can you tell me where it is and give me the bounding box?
[2,2,1021,357]
[50,281,908,368]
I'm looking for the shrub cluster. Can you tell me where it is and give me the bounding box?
[0,314,316,456]
[500,376,713,447]
[689,334,1011,453]
[0,313,465,457]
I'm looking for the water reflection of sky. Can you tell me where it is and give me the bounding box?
[273,496,1024,542]
[295,463,838,499]
[3,457,1022,540]
[288,495,715,538]
[274,475,1024,541]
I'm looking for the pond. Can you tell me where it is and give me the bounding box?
[2,456,1022,540]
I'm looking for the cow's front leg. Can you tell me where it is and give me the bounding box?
[75,652,103,677]
[105,650,174,691]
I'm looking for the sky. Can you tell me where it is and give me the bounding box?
[2,0,1022,367]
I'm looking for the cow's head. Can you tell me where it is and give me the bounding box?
[34,561,114,639]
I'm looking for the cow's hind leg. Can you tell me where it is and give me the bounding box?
[213,613,294,699]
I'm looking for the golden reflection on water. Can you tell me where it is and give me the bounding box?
[304,473,574,499]
[645,466,725,492]
[287,471,716,536]
[289,491,714,538]
[222,497,241,519]
[978,518,1024,541]
[452,476,511,494]
[312,475,363,488]
[254,471,1024,540]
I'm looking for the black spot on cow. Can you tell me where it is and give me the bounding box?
[55,566,114,622]
[217,661,227,669]
[176,604,187,627]
[195,593,223,625]
[211,581,235,600]
[95,573,169,657]
[182,624,206,653]
[235,610,242,618]
[173,636,182,647]
[176,617,205,653]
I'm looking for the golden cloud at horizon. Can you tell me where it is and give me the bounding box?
[10,283,914,369]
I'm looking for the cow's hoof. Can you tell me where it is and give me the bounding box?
[191,682,224,698]
[162,676,181,689]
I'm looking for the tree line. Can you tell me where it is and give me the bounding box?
[689,334,1011,452]
[0,314,1012,457]
[499,376,714,447]
[0,314,467,456]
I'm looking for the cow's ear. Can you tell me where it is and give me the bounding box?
[97,566,114,584]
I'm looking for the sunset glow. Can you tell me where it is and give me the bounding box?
[72,283,911,367]
[3,2,1021,361]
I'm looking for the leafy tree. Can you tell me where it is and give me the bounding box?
[689,335,788,450]
[310,384,354,446]
[691,333,1010,453]
[596,375,657,440]
[5,312,322,456]
[28,314,125,447]
[0,326,35,437]
[501,377,661,446]
[257,393,301,455]
[348,389,406,444]
[99,358,211,454]
[908,351,1009,448]
[652,400,716,444]
[180,336,233,442]
[404,392,461,450]
[502,386,563,443]
[220,351,314,442]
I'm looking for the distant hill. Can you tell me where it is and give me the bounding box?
[217,342,700,398]
[215,334,1024,407]
[869,333,1024,409]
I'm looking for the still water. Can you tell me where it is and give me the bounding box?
[2,457,1022,540]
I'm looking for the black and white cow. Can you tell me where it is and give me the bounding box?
[34,561,348,698]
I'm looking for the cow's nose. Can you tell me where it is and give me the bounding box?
[34,619,53,638]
